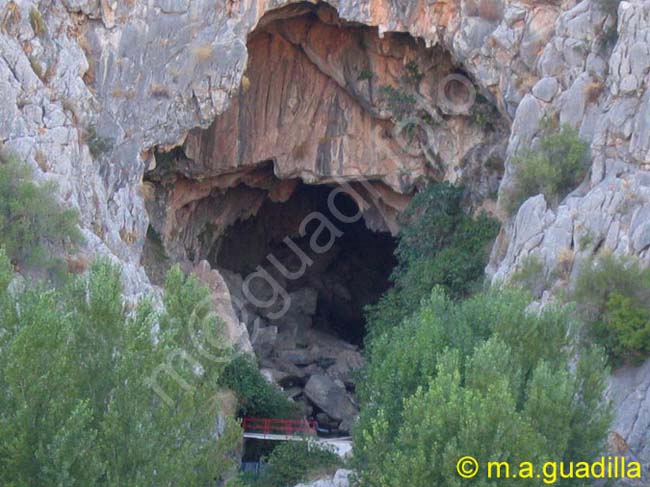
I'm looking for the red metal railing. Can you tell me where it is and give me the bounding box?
[242,417,317,436]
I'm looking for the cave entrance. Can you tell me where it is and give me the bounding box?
[211,181,397,348]
[141,0,507,435]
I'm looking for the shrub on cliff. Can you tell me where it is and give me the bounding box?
[365,182,499,338]
[220,354,300,418]
[0,153,83,275]
[0,258,240,486]
[252,440,340,487]
[503,125,590,215]
[230,440,340,487]
[574,253,650,365]
[354,288,611,487]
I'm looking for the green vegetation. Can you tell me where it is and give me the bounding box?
[509,254,547,297]
[354,288,611,487]
[354,179,611,487]
[0,153,83,275]
[0,259,240,486]
[598,25,619,52]
[365,182,499,338]
[85,127,114,158]
[574,253,650,364]
[469,94,501,131]
[358,68,374,81]
[219,354,300,418]
[403,60,423,84]
[379,85,416,119]
[503,125,590,215]
[232,440,341,487]
[29,6,46,37]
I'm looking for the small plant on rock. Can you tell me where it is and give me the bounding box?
[574,253,650,365]
[358,67,373,81]
[503,125,590,215]
[29,6,46,37]
[84,126,114,158]
[380,85,416,119]
[0,152,83,275]
[403,60,423,84]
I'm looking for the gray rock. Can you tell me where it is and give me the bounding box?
[315,412,340,428]
[632,223,650,253]
[278,349,313,366]
[304,374,358,423]
[252,325,277,358]
[294,469,352,487]
[290,288,318,316]
[608,361,650,468]
[532,77,559,102]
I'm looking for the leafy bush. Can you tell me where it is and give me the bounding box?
[85,127,114,158]
[365,183,499,338]
[354,288,611,487]
[598,25,619,52]
[0,153,83,274]
[403,60,423,84]
[574,253,650,364]
[357,68,374,81]
[503,125,590,215]
[469,94,501,131]
[234,440,340,487]
[0,258,240,486]
[380,85,416,119]
[219,355,300,418]
[509,254,548,297]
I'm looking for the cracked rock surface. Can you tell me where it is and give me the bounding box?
[2,0,650,472]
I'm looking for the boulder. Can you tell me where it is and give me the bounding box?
[294,469,353,487]
[304,374,358,422]
[290,288,318,315]
[315,412,340,429]
[277,349,313,366]
[251,325,277,358]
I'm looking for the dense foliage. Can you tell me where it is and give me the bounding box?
[0,258,240,486]
[574,253,650,364]
[503,125,590,215]
[354,289,611,487]
[365,182,499,338]
[231,440,340,487]
[0,153,83,274]
[220,355,300,418]
[357,188,610,486]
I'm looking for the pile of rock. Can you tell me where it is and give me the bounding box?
[222,269,363,434]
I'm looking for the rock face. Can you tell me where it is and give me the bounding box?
[294,469,352,487]
[2,0,650,471]
[305,374,358,423]
[146,3,507,266]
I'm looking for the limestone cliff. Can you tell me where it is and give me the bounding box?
[1,0,649,472]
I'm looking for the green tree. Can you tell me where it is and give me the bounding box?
[365,183,499,339]
[0,153,83,275]
[0,257,240,486]
[354,289,611,487]
[219,355,300,418]
[574,253,650,364]
[503,125,590,215]
[231,440,340,487]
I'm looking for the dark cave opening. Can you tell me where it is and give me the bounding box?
[210,182,397,347]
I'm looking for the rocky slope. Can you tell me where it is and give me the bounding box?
[1,0,649,473]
